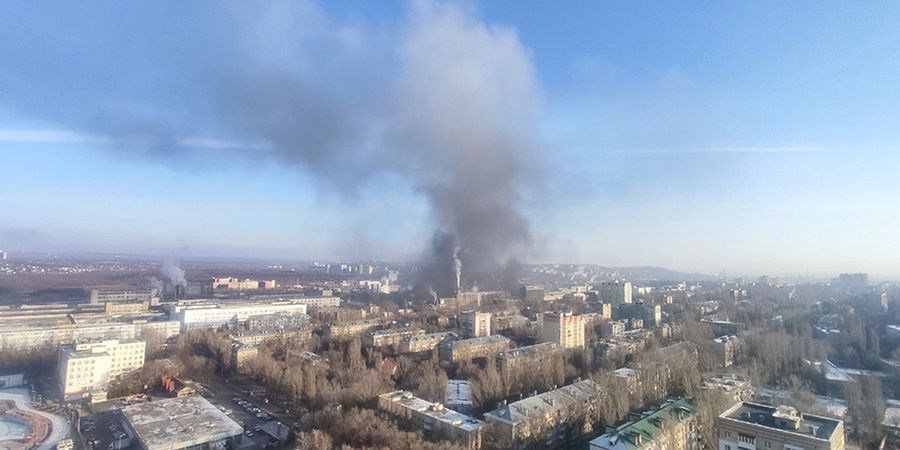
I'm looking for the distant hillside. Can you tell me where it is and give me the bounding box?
[599,266,717,282]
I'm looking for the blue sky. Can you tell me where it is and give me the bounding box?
[1,1,899,279]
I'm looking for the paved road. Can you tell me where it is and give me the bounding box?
[0,388,69,450]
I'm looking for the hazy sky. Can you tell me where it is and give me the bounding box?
[1,1,899,279]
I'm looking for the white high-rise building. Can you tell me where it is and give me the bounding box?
[58,339,145,402]
[542,312,586,349]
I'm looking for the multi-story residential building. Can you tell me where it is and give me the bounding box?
[492,313,529,333]
[439,335,512,363]
[459,311,492,338]
[168,300,310,331]
[542,312,585,349]
[365,328,425,349]
[600,320,626,338]
[230,328,312,347]
[230,340,258,373]
[599,281,632,304]
[713,335,741,368]
[403,331,457,353]
[244,312,310,332]
[717,402,845,450]
[496,342,562,383]
[589,397,699,450]
[445,380,475,415]
[378,390,483,449]
[90,288,158,305]
[702,373,752,403]
[599,303,613,320]
[484,379,601,449]
[287,350,325,366]
[325,319,383,338]
[58,339,145,402]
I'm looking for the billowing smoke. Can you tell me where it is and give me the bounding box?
[0,2,542,297]
[220,2,540,295]
[161,261,186,287]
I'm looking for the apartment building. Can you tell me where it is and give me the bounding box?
[403,331,457,353]
[589,397,699,450]
[439,335,512,363]
[378,390,483,449]
[325,319,383,338]
[484,379,600,449]
[542,312,585,349]
[600,320,626,337]
[713,335,741,368]
[445,380,475,416]
[496,342,562,383]
[58,339,145,402]
[459,311,492,338]
[717,402,845,450]
[365,328,425,349]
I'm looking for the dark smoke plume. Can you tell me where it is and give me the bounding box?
[0,2,542,296]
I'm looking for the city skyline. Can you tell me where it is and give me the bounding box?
[2,1,900,279]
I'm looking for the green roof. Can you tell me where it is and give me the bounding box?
[590,397,697,450]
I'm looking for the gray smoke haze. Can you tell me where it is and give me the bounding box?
[161,261,187,287]
[216,2,541,294]
[0,1,542,295]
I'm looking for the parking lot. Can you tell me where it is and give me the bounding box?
[79,410,132,450]
[201,378,291,449]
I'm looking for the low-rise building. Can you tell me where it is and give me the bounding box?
[90,288,158,305]
[702,373,752,403]
[600,321,626,338]
[403,331,458,353]
[58,339,145,402]
[445,380,475,416]
[123,395,243,450]
[230,340,258,373]
[717,402,845,450]
[378,390,483,449]
[484,379,601,449]
[365,328,425,350]
[439,335,512,363]
[104,300,151,315]
[325,319,383,338]
[589,397,699,450]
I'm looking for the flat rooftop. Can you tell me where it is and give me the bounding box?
[122,395,243,449]
[379,391,483,432]
[720,402,840,441]
[497,342,559,359]
[443,335,511,349]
